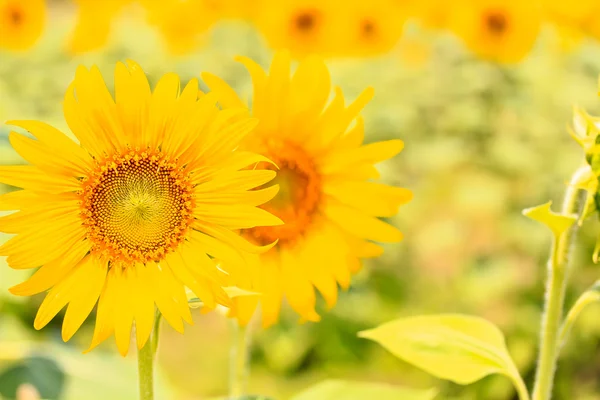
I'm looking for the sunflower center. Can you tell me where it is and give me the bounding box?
[361,19,376,38]
[294,9,318,33]
[247,141,321,246]
[485,10,508,35]
[81,150,194,266]
[9,8,22,25]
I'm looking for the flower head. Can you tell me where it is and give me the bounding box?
[253,0,341,58]
[67,0,130,54]
[0,61,281,355]
[253,0,406,58]
[336,0,407,57]
[449,0,542,63]
[0,0,45,51]
[202,50,412,326]
[141,0,219,55]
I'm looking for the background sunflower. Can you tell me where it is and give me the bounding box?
[1,1,600,400]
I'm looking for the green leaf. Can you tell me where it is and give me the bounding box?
[0,356,65,400]
[290,380,437,400]
[522,201,577,238]
[358,314,527,398]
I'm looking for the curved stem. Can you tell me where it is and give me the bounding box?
[558,280,600,349]
[138,337,155,400]
[532,168,588,400]
[229,321,251,399]
[509,372,531,400]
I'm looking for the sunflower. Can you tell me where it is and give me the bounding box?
[0,0,45,51]
[200,0,257,20]
[67,0,130,54]
[448,0,542,64]
[202,51,412,326]
[0,61,281,355]
[141,0,219,55]
[337,0,407,57]
[252,0,344,58]
[543,0,597,27]
[411,0,450,30]
[541,0,597,51]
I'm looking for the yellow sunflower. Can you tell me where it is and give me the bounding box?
[141,0,219,55]
[411,0,450,30]
[336,0,407,57]
[202,51,412,326]
[0,61,281,355]
[252,0,344,58]
[0,0,45,51]
[448,0,542,64]
[67,0,130,54]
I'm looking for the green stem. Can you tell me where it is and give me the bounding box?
[532,168,588,400]
[509,372,531,400]
[152,311,163,356]
[229,321,251,400]
[138,312,162,400]
[138,337,155,400]
[558,280,600,348]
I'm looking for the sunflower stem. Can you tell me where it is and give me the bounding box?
[228,320,251,399]
[152,311,163,356]
[138,322,157,400]
[532,168,588,400]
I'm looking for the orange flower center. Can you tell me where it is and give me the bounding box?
[484,10,508,36]
[80,150,194,266]
[292,9,320,34]
[3,3,23,27]
[361,19,376,38]
[247,141,321,246]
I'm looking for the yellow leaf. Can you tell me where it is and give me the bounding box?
[522,201,577,238]
[290,380,437,400]
[358,314,526,394]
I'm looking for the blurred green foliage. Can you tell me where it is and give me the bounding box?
[1,4,600,400]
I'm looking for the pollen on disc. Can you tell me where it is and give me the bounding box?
[81,151,194,265]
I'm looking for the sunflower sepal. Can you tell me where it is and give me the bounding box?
[522,201,577,238]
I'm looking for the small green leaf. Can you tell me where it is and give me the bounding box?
[522,201,577,238]
[0,356,65,400]
[358,315,525,393]
[290,380,437,400]
[560,280,600,346]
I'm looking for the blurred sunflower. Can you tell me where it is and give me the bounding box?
[411,0,450,30]
[578,4,600,42]
[142,0,219,55]
[542,0,597,51]
[252,0,343,58]
[0,61,281,355]
[0,0,45,51]
[337,0,407,56]
[543,0,597,27]
[201,0,256,20]
[67,0,130,54]
[449,0,542,63]
[202,51,412,326]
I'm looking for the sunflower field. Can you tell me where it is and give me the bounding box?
[1,1,600,400]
